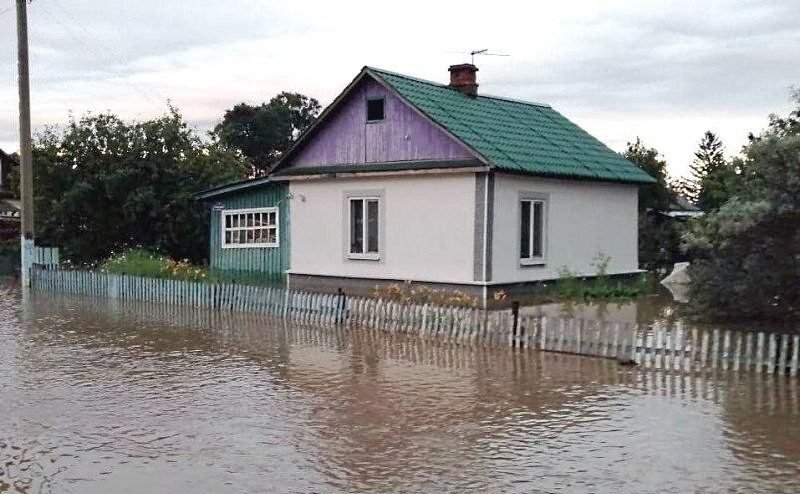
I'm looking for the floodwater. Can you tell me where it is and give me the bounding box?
[1,290,799,493]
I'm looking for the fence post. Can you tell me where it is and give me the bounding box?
[336,287,346,325]
[510,301,520,348]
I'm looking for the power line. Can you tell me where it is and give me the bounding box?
[35,0,168,106]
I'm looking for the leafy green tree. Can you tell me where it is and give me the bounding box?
[214,92,321,176]
[623,138,684,272]
[624,138,672,212]
[32,109,249,264]
[752,87,800,140]
[684,93,800,321]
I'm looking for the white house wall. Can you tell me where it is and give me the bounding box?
[289,173,476,284]
[491,174,639,284]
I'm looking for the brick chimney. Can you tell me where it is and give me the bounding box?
[448,63,478,97]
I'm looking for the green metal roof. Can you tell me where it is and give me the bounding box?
[272,159,485,177]
[195,176,275,200]
[367,67,655,184]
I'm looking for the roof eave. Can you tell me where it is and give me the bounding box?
[194,176,275,200]
[496,167,657,186]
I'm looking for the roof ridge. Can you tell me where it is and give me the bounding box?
[475,93,551,109]
[367,67,552,109]
[366,67,449,89]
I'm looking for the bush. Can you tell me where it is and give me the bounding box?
[100,249,208,282]
[683,95,800,322]
[552,253,652,301]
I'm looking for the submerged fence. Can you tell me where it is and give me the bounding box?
[30,267,799,376]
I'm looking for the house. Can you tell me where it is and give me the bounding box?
[0,148,19,194]
[197,64,655,303]
[652,195,703,220]
[0,149,20,242]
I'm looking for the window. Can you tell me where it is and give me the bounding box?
[366,97,385,122]
[520,199,545,264]
[222,207,279,248]
[348,197,380,259]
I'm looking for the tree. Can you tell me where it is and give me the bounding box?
[32,109,249,264]
[686,131,738,211]
[684,93,800,322]
[624,138,683,272]
[214,92,321,176]
[624,138,673,211]
[752,87,800,140]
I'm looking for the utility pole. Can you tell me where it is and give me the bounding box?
[16,0,35,287]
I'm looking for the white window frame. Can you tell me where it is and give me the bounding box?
[519,196,547,266]
[221,207,279,249]
[347,196,381,260]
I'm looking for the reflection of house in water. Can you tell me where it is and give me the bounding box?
[520,295,676,326]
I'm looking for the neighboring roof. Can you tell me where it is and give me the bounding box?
[668,195,700,212]
[0,199,21,220]
[365,67,655,184]
[0,199,20,210]
[272,159,484,178]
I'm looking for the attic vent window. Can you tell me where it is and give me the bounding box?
[366,97,385,122]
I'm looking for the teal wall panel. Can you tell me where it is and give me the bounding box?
[208,184,289,283]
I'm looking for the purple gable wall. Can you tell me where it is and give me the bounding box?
[287,77,475,168]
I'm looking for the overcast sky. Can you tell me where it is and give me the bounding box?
[1,0,798,177]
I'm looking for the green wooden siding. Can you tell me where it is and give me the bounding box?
[208,184,289,283]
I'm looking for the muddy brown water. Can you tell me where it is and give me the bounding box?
[1,290,799,493]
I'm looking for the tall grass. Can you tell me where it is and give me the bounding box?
[100,249,209,282]
[553,253,652,300]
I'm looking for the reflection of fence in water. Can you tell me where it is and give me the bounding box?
[37,297,800,415]
[26,293,800,415]
[30,268,800,376]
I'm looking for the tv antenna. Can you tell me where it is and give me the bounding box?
[469,49,509,64]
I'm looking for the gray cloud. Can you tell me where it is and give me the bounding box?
[1,0,798,176]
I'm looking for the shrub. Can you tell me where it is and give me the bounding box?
[100,249,208,282]
[552,253,651,301]
[682,95,800,322]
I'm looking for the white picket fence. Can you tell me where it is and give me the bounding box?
[536,318,799,376]
[30,267,800,375]
[31,245,59,266]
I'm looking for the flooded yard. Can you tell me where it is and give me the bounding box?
[1,289,799,493]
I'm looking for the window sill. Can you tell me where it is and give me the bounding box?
[366,119,384,124]
[222,243,279,249]
[520,259,546,267]
[347,253,381,261]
